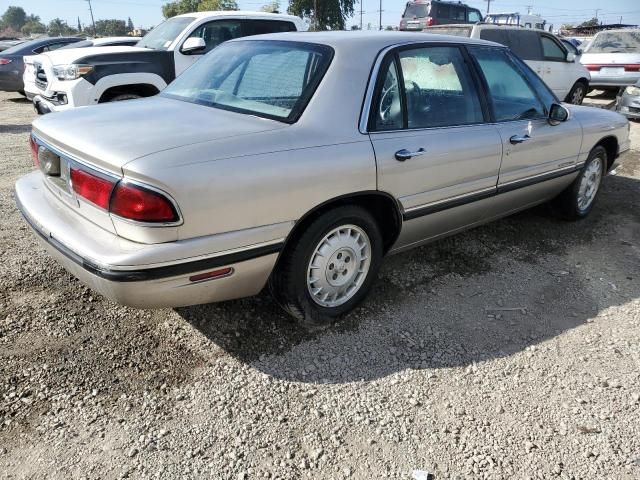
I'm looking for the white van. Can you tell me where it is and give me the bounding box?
[427,24,591,104]
[485,12,552,31]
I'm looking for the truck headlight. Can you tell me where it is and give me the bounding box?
[52,64,94,81]
[625,85,640,96]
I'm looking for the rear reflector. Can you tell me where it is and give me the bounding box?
[584,64,640,72]
[110,182,178,223]
[70,167,115,209]
[0,58,11,65]
[29,135,39,167]
[189,267,234,283]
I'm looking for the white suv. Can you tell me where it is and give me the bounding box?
[24,11,304,114]
[427,24,591,104]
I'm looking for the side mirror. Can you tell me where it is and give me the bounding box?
[566,51,576,62]
[181,37,206,54]
[549,103,569,125]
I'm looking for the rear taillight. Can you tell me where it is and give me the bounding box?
[29,135,40,167]
[584,65,601,71]
[426,16,434,26]
[0,58,11,65]
[110,182,178,223]
[70,167,116,210]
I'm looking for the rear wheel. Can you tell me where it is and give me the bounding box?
[566,81,587,105]
[270,206,383,327]
[552,145,606,220]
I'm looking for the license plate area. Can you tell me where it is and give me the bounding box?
[600,67,625,76]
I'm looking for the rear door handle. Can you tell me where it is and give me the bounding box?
[509,134,530,145]
[395,148,425,161]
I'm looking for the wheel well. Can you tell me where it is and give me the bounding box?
[596,136,618,170]
[98,83,160,103]
[575,77,589,87]
[279,192,402,260]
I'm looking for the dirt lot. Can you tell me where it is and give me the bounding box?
[0,91,639,480]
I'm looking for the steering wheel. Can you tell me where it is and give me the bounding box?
[406,80,430,113]
[378,79,398,123]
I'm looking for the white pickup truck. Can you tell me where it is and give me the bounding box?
[23,11,305,114]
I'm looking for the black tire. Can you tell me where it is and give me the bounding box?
[107,93,142,102]
[269,205,383,327]
[566,81,587,105]
[552,145,606,220]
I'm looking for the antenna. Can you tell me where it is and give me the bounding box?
[85,0,96,37]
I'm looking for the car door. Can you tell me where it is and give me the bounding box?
[368,44,503,248]
[539,33,573,99]
[467,46,582,193]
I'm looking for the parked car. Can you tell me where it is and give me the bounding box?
[15,32,629,325]
[0,37,82,95]
[57,36,142,49]
[427,24,591,104]
[0,38,24,52]
[399,1,482,30]
[560,38,581,57]
[24,11,304,113]
[580,29,640,90]
[485,12,551,31]
[616,80,640,119]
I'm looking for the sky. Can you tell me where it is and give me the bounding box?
[2,0,640,31]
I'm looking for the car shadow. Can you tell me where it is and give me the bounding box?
[0,124,32,134]
[176,173,639,384]
[6,96,31,104]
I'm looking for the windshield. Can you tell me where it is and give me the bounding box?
[585,30,640,53]
[162,40,333,122]
[137,16,194,50]
[59,40,91,49]
[403,3,430,18]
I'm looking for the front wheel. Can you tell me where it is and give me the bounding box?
[269,206,383,327]
[552,145,606,220]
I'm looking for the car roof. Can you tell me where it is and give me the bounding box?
[175,10,302,21]
[230,30,503,50]
[1,36,80,54]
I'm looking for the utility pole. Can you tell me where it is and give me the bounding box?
[485,0,491,15]
[379,0,382,30]
[85,0,96,37]
[525,5,533,15]
[595,9,601,22]
[360,0,363,30]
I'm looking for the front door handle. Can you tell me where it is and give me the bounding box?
[395,148,425,161]
[509,134,530,145]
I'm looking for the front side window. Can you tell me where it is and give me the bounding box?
[541,36,566,61]
[399,46,483,128]
[186,20,243,54]
[162,40,332,122]
[470,47,545,122]
[137,16,194,50]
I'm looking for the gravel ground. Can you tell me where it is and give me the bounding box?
[0,90,639,480]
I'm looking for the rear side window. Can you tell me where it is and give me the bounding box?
[506,31,543,60]
[479,29,509,47]
[541,35,566,61]
[470,47,545,122]
[449,5,466,21]
[244,20,297,35]
[468,9,482,22]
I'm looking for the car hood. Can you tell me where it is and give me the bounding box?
[37,45,148,64]
[580,52,640,65]
[32,96,288,172]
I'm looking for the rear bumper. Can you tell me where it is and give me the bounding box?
[589,72,640,88]
[15,171,283,308]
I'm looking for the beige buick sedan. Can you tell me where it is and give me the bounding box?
[15,32,630,326]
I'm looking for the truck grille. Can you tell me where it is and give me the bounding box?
[34,62,48,90]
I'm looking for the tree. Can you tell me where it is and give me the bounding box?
[288,0,355,30]
[21,20,46,36]
[261,0,280,13]
[95,19,127,36]
[198,0,239,11]
[1,6,27,31]
[48,18,76,36]
[162,0,201,18]
[578,17,599,28]
[127,17,134,33]
[77,16,82,32]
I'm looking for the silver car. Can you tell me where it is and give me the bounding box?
[580,29,640,89]
[15,32,630,326]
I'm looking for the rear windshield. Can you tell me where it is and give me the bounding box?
[403,3,430,18]
[585,30,640,53]
[138,16,194,50]
[162,40,333,123]
[426,26,472,37]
